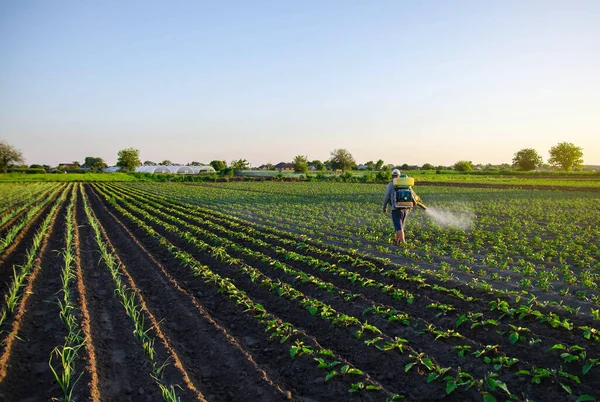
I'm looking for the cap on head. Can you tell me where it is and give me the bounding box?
[392,168,401,176]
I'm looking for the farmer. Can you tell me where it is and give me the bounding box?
[382,169,413,244]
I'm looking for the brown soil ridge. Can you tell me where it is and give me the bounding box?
[72,185,101,402]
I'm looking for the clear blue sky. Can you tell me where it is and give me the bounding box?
[1,0,598,167]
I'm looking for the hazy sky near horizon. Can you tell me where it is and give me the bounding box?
[1,0,599,167]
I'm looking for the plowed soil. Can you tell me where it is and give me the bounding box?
[0,182,598,402]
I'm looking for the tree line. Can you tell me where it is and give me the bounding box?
[0,140,587,174]
[453,142,583,172]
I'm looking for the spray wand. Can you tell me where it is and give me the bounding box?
[412,191,427,210]
[415,201,428,210]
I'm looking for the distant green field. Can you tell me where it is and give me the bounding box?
[0,172,139,182]
[410,172,600,187]
[1,170,599,188]
[239,170,600,188]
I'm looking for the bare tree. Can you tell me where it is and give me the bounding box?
[0,141,24,173]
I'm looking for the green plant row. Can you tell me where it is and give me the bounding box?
[49,184,86,402]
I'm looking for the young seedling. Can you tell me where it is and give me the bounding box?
[289,340,314,358]
[549,344,586,364]
[453,345,472,357]
[405,352,436,373]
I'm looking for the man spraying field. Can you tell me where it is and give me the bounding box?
[382,169,426,244]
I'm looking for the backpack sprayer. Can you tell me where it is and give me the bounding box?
[393,175,428,210]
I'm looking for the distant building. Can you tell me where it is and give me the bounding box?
[274,162,294,171]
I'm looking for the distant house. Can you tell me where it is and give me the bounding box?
[308,165,317,171]
[357,164,367,170]
[274,162,294,171]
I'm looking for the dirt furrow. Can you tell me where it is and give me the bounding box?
[72,187,101,402]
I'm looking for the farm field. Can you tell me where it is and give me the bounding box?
[0,181,599,401]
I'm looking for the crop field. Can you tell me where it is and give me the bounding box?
[0,181,599,401]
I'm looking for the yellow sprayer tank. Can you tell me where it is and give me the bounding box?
[393,176,414,188]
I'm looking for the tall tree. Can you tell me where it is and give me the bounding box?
[116,148,141,172]
[0,141,24,173]
[512,148,543,171]
[453,160,474,172]
[292,155,309,173]
[160,160,172,166]
[329,148,356,171]
[309,160,325,171]
[375,159,384,170]
[230,159,249,172]
[84,156,108,171]
[210,160,227,171]
[548,142,583,171]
